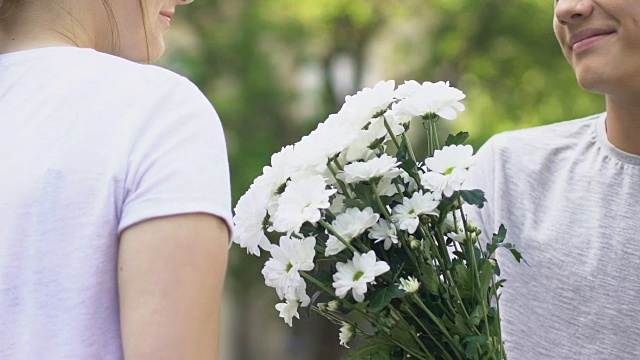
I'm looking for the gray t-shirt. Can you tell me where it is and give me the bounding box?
[466,113,640,359]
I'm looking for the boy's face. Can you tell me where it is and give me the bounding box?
[553,0,640,96]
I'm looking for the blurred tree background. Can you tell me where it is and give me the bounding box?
[160,1,605,359]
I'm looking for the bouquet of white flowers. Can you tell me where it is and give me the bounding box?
[232,80,523,359]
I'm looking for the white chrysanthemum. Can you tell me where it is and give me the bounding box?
[274,282,311,327]
[340,154,402,184]
[232,178,272,256]
[391,191,440,234]
[271,175,337,234]
[332,251,390,302]
[296,114,358,166]
[325,207,380,256]
[421,144,474,199]
[340,80,396,130]
[394,81,466,120]
[399,276,421,294]
[394,80,423,99]
[338,322,355,348]
[264,145,298,188]
[275,300,301,327]
[261,145,314,219]
[262,236,316,300]
[368,219,398,250]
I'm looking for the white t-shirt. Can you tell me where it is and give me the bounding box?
[466,113,640,359]
[0,47,232,359]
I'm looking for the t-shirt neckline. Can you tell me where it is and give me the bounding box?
[595,112,640,166]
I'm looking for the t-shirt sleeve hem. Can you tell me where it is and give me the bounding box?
[117,200,234,241]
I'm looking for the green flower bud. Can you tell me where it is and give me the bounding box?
[409,236,421,250]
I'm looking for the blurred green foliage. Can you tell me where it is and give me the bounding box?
[425,0,604,148]
[166,1,605,358]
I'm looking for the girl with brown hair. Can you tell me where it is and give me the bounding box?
[0,1,232,359]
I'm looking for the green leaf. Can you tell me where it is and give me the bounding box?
[369,284,405,313]
[487,225,529,264]
[509,247,526,264]
[342,341,396,360]
[420,265,441,294]
[493,261,501,276]
[445,131,470,146]
[265,230,280,244]
[462,335,488,359]
[453,313,470,333]
[300,221,320,235]
[491,225,507,244]
[390,324,419,350]
[478,259,495,294]
[352,183,381,211]
[312,271,334,287]
[459,189,486,208]
[343,198,368,210]
[453,264,472,293]
[467,305,483,327]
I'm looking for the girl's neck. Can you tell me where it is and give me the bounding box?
[0,2,103,55]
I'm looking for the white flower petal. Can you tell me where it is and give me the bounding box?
[271,175,336,234]
[332,251,390,303]
[340,154,402,184]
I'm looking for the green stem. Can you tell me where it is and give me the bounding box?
[411,294,466,358]
[419,224,451,270]
[326,161,350,197]
[302,272,378,325]
[457,197,492,340]
[401,132,418,163]
[371,182,423,273]
[383,335,430,360]
[301,271,336,297]
[432,117,440,149]
[416,224,470,322]
[400,299,453,360]
[383,116,402,151]
[400,132,424,188]
[431,118,441,157]
[388,305,436,360]
[371,182,392,219]
[332,158,345,171]
[492,277,507,360]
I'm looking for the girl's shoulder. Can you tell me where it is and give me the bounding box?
[0,46,204,106]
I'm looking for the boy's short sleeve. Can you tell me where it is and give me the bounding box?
[118,77,232,236]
